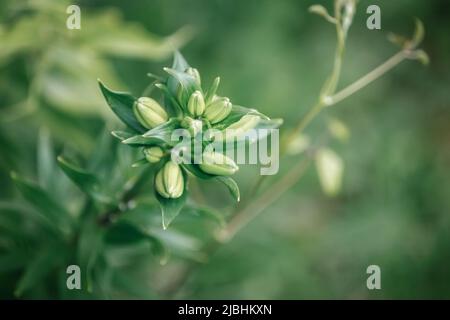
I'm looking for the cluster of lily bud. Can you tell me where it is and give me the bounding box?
[131,68,258,199]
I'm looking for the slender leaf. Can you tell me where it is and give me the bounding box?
[57,156,112,204]
[111,130,134,141]
[215,176,240,202]
[156,190,188,230]
[11,172,72,235]
[14,245,63,297]
[182,205,225,226]
[122,118,181,147]
[105,222,168,264]
[37,128,54,188]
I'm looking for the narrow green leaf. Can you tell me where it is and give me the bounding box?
[98,80,146,133]
[215,176,240,202]
[309,4,337,24]
[412,18,425,48]
[167,51,191,102]
[315,148,344,196]
[172,51,190,72]
[156,190,188,230]
[122,118,181,147]
[105,222,168,265]
[14,246,62,297]
[131,158,148,168]
[57,156,111,204]
[37,128,54,188]
[213,105,270,130]
[155,82,183,116]
[180,164,239,202]
[111,130,134,141]
[164,67,200,106]
[77,220,104,293]
[0,252,29,273]
[181,163,214,179]
[11,172,72,235]
[57,156,99,194]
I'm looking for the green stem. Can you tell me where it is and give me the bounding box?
[216,153,313,243]
[220,49,413,244]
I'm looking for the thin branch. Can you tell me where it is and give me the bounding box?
[216,152,314,243]
[327,51,408,106]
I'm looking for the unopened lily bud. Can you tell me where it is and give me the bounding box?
[186,67,201,86]
[199,151,239,176]
[187,90,205,117]
[155,161,184,199]
[134,97,168,129]
[215,114,260,141]
[143,146,164,163]
[204,96,232,124]
[181,116,203,137]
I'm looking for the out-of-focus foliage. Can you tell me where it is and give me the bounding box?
[1,0,449,299]
[0,0,190,152]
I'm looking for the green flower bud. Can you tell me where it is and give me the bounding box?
[199,151,239,176]
[181,116,203,137]
[204,96,232,124]
[215,114,260,141]
[187,90,205,117]
[134,97,168,129]
[143,146,164,163]
[186,67,201,86]
[155,161,184,199]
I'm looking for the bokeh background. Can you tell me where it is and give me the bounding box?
[0,0,449,299]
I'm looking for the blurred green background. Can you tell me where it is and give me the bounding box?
[0,0,449,299]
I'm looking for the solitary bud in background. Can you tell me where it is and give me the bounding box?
[204,96,232,124]
[215,114,260,141]
[155,161,184,199]
[199,151,239,176]
[186,67,201,86]
[143,146,164,163]
[134,97,168,129]
[181,116,203,137]
[187,90,205,117]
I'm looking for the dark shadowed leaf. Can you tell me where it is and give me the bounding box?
[11,172,73,235]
